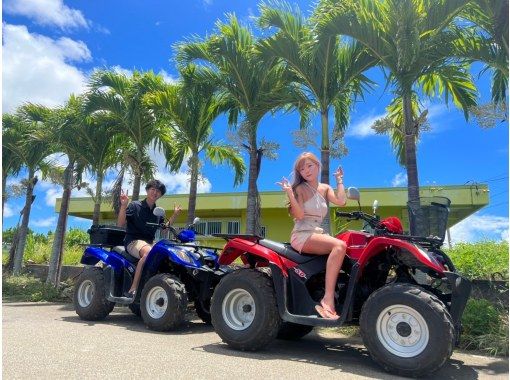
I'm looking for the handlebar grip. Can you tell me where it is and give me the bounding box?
[335,211,353,218]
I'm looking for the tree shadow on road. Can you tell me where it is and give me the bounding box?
[192,331,503,380]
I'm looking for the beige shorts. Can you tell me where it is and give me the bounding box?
[126,240,153,259]
[290,227,325,253]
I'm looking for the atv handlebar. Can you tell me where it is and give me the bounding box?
[335,210,381,229]
[147,221,178,235]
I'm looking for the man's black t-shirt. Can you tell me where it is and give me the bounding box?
[124,199,163,248]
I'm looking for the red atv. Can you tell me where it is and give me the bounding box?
[210,188,471,377]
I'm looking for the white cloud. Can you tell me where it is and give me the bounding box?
[159,69,178,84]
[203,0,213,7]
[44,186,63,207]
[155,169,212,195]
[423,103,452,133]
[2,24,90,112]
[391,172,407,187]
[3,204,16,218]
[30,216,57,228]
[450,213,509,244]
[112,65,133,78]
[347,113,386,138]
[4,0,88,30]
[145,147,212,195]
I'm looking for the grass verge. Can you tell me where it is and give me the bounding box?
[2,273,73,302]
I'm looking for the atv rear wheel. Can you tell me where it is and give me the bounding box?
[73,267,115,320]
[360,283,454,377]
[277,322,313,340]
[211,269,281,351]
[140,274,188,331]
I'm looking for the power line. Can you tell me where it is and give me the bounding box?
[490,190,509,199]
[479,173,509,182]
[483,201,509,211]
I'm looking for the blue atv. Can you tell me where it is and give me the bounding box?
[73,207,227,331]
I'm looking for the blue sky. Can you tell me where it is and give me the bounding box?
[2,0,508,243]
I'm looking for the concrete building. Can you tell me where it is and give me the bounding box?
[57,184,489,247]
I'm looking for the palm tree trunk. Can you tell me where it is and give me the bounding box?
[245,129,261,235]
[132,173,141,201]
[187,154,199,225]
[92,171,104,225]
[320,110,332,234]
[12,168,36,276]
[2,173,7,218]
[46,161,73,286]
[403,89,420,234]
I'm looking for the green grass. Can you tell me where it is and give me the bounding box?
[446,241,508,280]
[2,274,72,302]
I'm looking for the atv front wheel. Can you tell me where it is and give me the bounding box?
[211,269,281,351]
[140,274,188,331]
[360,283,454,377]
[73,267,115,320]
[277,322,313,340]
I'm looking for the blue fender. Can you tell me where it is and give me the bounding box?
[142,240,203,279]
[81,246,133,272]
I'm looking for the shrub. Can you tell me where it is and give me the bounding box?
[446,241,509,280]
[460,298,508,356]
[65,228,89,247]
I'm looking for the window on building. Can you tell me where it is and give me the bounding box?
[208,221,222,235]
[195,221,223,235]
[195,222,207,235]
[227,221,240,234]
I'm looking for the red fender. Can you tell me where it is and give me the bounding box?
[357,237,445,275]
[218,238,291,276]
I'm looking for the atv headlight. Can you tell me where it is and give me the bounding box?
[175,249,194,264]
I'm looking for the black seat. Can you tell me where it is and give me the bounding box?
[112,246,138,264]
[259,239,317,264]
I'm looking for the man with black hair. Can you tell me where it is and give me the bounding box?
[117,179,182,297]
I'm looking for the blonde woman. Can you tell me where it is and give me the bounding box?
[277,152,347,320]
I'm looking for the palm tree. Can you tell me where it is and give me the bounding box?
[317,0,478,210]
[146,65,246,224]
[43,95,89,286]
[176,15,303,234]
[71,104,123,225]
[6,104,54,275]
[86,70,173,201]
[2,114,24,217]
[459,0,508,105]
[258,1,377,232]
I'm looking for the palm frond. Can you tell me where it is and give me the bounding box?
[205,145,246,186]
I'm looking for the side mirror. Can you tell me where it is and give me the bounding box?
[373,200,379,214]
[346,187,360,201]
[192,217,200,225]
[153,207,165,217]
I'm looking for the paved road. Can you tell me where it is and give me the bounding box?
[3,302,508,379]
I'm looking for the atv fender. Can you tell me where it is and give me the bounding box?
[81,246,132,271]
[444,271,472,336]
[218,238,290,275]
[357,237,445,274]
